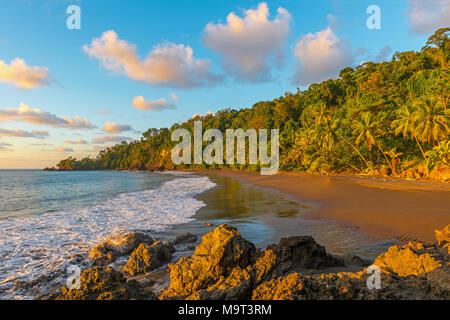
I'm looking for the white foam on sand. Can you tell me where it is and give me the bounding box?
[0,176,215,299]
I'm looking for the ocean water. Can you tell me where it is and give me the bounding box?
[0,170,215,299]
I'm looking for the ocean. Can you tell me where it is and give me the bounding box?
[0,170,215,299]
[0,170,395,300]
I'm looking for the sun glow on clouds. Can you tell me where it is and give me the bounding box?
[102,122,133,134]
[0,58,50,89]
[292,26,355,86]
[0,127,48,138]
[132,96,176,111]
[83,30,219,88]
[0,103,96,130]
[204,2,291,82]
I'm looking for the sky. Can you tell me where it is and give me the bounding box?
[0,0,448,168]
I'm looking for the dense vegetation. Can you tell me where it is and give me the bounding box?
[51,29,449,180]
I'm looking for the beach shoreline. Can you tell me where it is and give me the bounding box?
[189,169,450,243]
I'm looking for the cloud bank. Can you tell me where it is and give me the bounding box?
[204,2,291,82]
[83,30,219,88]
[0,103,96,130]
[0,127,48,138]
[406,0,450,34]
[0,58,50,89]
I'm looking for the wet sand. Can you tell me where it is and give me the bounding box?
[192,170,450,243]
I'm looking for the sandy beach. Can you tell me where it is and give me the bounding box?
[193,170,450,243]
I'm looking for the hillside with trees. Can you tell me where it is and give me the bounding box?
[50,29,449,181]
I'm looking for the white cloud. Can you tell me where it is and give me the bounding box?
[292,26,355,86]
[102,122,133,134]
[170,93,180,102]
[132,96,176,112]
[0,127,48,138]
[0,103,96,129]
[203,2,291,81]
[83,30,219,88]
[92,135,132,144]
[406,0,450,34]
[0,58,50,89]
[65,139,87,144]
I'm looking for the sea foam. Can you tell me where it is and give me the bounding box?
[0,175,215,299]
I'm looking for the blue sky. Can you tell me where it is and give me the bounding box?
[0,0,448,168]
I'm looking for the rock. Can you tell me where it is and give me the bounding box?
[52,267,155,300]
[89,232,154,266]
[435,225,450,247]
[342,254,371,267]
[374,241,445,276]
[172,233,198,245]
[252,273,305,300]
[160,224,256,299]
[266,236,343,271]
[123,241,173,276]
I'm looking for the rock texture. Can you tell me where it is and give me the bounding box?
[50,224,450,300]
[172,232,198,245]
[52,267,155,300]
[160,224,256,299]
[89,232,154,266]
[123,241,174,276]
[160,224,450,300]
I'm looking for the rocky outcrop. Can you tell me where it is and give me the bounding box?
[160,224,450,300]
[123,241,174,276]
[160,224,366,300]
[52,267,155,300]
[373,241,444,276]
[160,224,256,299]
[435,225,449,247]
[89,232,154,266]
[50,224,450,300]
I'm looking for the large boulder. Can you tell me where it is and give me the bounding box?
[374,241,445,276]
[160,224,256,299]
[53,267,155,300]
[123,241,174,276]
[435,225,450,247]
[89,232,154,266]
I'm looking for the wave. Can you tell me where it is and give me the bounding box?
[0,176,216,299]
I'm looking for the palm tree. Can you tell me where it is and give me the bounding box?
[391,104,426,158]
[353,112,395,172]
[413,98,449,146]
[425,140,450,177]
[385,147,403,175]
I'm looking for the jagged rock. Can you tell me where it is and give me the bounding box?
[374,241,445,276]
[89,232,154,266]
[123,241,174,276]
[266,236,344,271]
[52,267,155,300]
[189,267,253,300]
[252,273,305,300]
[435,225,450,247]
[160,224,256,299]
[172,233,198,245]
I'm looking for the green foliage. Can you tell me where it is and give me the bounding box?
[54,29,449,178]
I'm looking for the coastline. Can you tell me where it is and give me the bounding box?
[190,169,450,243]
